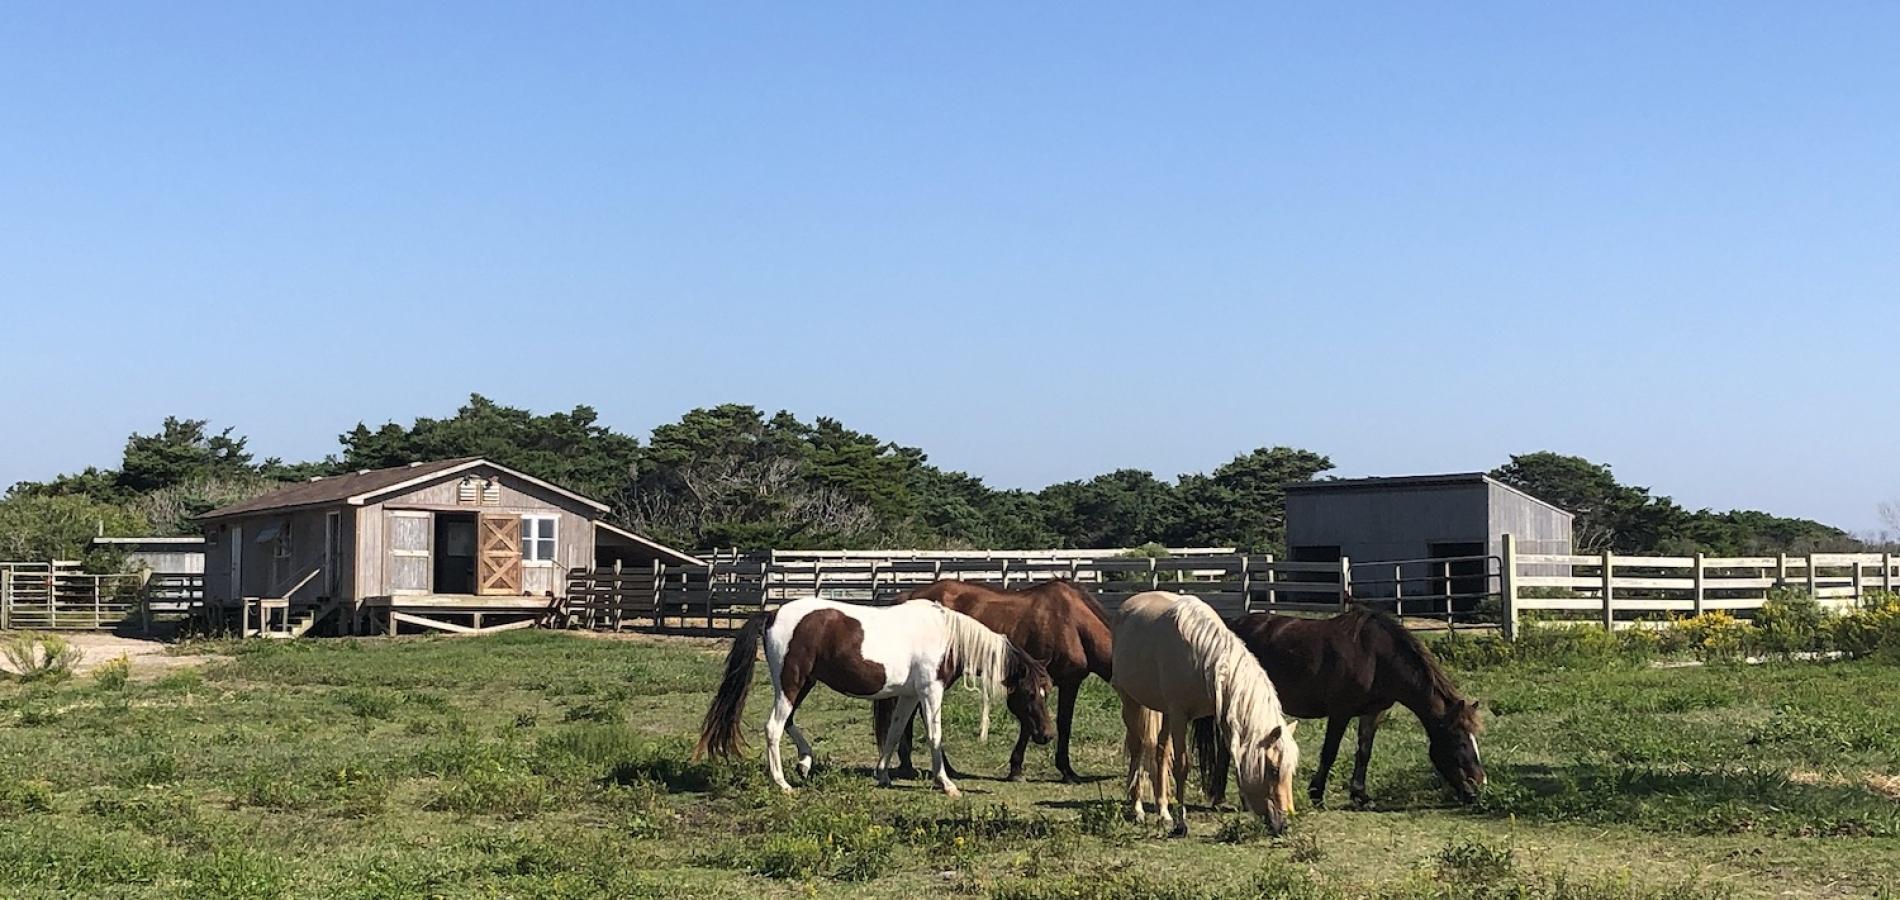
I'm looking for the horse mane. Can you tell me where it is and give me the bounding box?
[1343,605,1482,733]
[1168,594,1287,750]
[939,605,1018,740]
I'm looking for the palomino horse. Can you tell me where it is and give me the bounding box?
[1202,606,1484,809]
[879,579,1114,782]
[696,597,1053,797]
[1112,591,1299,836]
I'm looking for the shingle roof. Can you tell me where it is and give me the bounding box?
[198,458,484,520]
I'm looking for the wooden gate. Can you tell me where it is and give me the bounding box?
[477,514,522,595]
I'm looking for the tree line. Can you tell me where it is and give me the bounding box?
[0,394,1868,564]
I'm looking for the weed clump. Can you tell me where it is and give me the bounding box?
[2,634,84,683]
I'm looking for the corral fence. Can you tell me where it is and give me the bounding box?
[560,548,1503,635]
[0,562,206,633]
[1499,534,1900,636]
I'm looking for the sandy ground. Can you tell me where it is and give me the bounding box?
[0,632,217,678]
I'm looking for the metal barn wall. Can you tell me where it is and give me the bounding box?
[1284,483,1492,562]
[1486,483,1573,557]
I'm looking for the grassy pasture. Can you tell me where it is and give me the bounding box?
[0,630,1896,898]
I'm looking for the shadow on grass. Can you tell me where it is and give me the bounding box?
[1470,761,1900,837]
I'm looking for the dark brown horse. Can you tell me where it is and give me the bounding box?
[877,579,1114,782]
[1202,606,1485,808]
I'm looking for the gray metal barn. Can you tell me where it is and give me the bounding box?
[1283,473,1574,603]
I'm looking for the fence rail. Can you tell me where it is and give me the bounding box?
[1,565,207,633]
[559,550,1500,635]
[1499,536,1899,635]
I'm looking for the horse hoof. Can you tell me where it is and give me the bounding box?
[1005,771,1025,783]
[942,785,962,799]
[1350,796,1375,811]
[893,766,920,780]
[1169,823,1189,838]
[1059,772,1083,785]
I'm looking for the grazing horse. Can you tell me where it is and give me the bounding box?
[1112,591,1299,836]
[878,579,1114,782]
[696,597,1053,797]
[1203,606,1485,809]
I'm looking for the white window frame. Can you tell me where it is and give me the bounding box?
[521,515,558,565]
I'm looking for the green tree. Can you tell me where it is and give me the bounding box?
[0,493,151,563]
[1171,447,1333,552]
[1038,469,1182,549]
[117,417,255,494]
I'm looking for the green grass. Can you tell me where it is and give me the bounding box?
[1,629,1896,898]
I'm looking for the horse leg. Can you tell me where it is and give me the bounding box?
[922,682,958,798]
[1164,714,1192,837]
[1151,713,1176,832]
[1054,680,1083,783]
[1309,715,1351,808]
[765,690,795,794]
[876,695,920,788]
[1349,710,1387,809]
[785,683,816,781]
[1006,715,1032,782]
[872,698,895,772]
[1118,690,1150,822]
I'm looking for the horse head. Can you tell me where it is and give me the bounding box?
[1235,719,1300,835]
[1426,698,1486,803]
[1003,650,1055,745]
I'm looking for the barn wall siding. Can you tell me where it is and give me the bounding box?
[1285,476,1574,568]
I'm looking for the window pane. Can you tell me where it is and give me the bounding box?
[520,520,533,544]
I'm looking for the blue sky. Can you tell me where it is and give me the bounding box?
[3,4,1896,531]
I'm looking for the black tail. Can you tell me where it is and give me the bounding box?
[695,613,769,760]
[1193,716,1231,805]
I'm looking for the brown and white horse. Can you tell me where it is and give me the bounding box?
[696,597,1053,797]
[1113,591,1300,836]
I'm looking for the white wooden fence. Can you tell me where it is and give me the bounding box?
[1498,534,1900,636]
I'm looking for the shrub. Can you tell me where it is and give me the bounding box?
[1752,589,1831,656]
[2,634,84,683]
[93,654,131,691]
[1670,611,1749,660]
[1834,591,1900,660]
[0,778,56,817]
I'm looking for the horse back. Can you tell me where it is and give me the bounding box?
[910,579,1110,683]
[1230,612,1380,720]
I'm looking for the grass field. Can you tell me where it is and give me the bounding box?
[1,630,1897,898]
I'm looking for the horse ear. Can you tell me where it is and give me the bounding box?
[1283,720,1298,737]
[1261,725,1283,747]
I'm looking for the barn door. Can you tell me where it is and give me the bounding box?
[477,514,523,595]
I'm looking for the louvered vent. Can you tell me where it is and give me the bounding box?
[482,478,501,503]
[457,478,477,503]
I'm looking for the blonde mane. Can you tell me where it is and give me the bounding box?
[1168,594,1288,753]
[939,605,1015,741]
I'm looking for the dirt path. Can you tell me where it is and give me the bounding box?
[0,632,217,678]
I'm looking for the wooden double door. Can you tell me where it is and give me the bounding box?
[431,513,523,596]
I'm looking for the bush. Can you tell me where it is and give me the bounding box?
[2,634,85,683]
[93,654,131,691]
[1752,589,1831,656]
[1834,591,1900,660]
[1670,611,1750,660]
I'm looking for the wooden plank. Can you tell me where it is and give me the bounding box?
[390,611,477,634]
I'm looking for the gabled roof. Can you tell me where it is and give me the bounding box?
[197,458,611,521]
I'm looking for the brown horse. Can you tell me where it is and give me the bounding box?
[1202,606,1485,809]
[877,579,1114,782]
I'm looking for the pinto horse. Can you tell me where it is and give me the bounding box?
[696,597,1053,797]
[1113,591,1300,836]
[1202,606,1485,810]
[878,579,1114,782]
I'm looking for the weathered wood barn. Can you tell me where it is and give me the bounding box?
[197,458,699,637]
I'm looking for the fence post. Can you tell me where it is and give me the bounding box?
[1804,553,1818,598]
[1392,563,1404,618]
[1600,551,1615,631]
[1239,555,1252,614]
[93,576,103,630]
[1851,557,1865,606]
[1337,556,1352,611]
[1,568,9,631]
[1148,557,1157,590]
[1499,534,1519,640]
[140,570,153,635]
[1692,552,1706,617]
[1263,555,1276,609]
[1775,553,1788,588]
[1885,553,1895,594]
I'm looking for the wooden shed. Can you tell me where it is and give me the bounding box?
[197,458,700,637]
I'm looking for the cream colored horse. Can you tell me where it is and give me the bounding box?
[1112,591,1299,836]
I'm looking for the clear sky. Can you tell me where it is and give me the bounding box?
[3,4,1896,531]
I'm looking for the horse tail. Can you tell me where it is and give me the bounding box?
[1193,716,1231,805]
[694,613,770,760]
